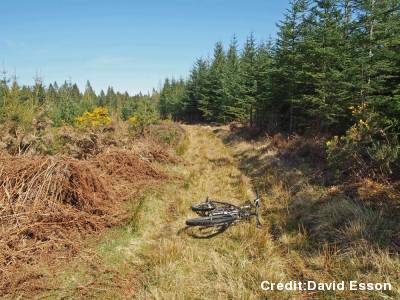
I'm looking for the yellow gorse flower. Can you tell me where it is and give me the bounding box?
[350,103,368,116]
[75,107,112,129]
[128,115,138,126]
[358,119,369,129]
[326,135,339,147]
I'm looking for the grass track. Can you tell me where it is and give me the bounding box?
[130,125,292,299]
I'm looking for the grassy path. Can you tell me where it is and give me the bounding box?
[129,125,291,299]
[43,125,292,299]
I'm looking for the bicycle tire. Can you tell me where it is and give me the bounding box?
[186,214,236,226]
[191,202,216,212]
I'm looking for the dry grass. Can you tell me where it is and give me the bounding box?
[43,125,298,299]
[125,126,299,299]
[26,124,400,299]
[215,126,400,299]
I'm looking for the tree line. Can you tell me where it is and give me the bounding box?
[0,77,159,129]
[159,0,400,178]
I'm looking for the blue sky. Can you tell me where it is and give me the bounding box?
[1,0,290,94]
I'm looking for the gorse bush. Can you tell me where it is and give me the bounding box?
[75,107,112,129]
[127,115,138,128]
[327,114,400,179]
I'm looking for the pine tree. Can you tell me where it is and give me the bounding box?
[169,78,186,120]
[46,83,58,104]
[159,78,187,120]
[184,59,208,122]
[254,42,273,129]
[270,0,307,132]
[19,86,31,103]
[199,42,226,122]
[302,0,350,132]
[364,0,400,131]
[224,35,242,122]
[98,90,106,107]
[0,69,9,107]
[33,77,46,105]
[83,81,97,109]
[240,33,258,126]
[10,79,20,103]
[71,83,81,101]
[159,78,171,119]
[106,86,117,110]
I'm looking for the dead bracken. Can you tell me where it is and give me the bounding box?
[0,141,175,296]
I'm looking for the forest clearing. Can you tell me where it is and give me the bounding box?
[0,123,398,299]
[1,0,399,299]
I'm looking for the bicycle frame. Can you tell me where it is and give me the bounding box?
[188,192,261,228]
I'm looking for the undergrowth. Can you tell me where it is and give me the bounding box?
[216,126,400,299]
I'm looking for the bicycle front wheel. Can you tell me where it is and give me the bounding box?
[185,214,236,227]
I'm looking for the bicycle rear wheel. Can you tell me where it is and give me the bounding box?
[186,214,236,227]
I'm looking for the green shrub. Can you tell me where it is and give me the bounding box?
[0,100,38,132]
[327,112,400,179]
[48,100,86,127]
[127,103,160,135]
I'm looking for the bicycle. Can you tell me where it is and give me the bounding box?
[185,191,261,228]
